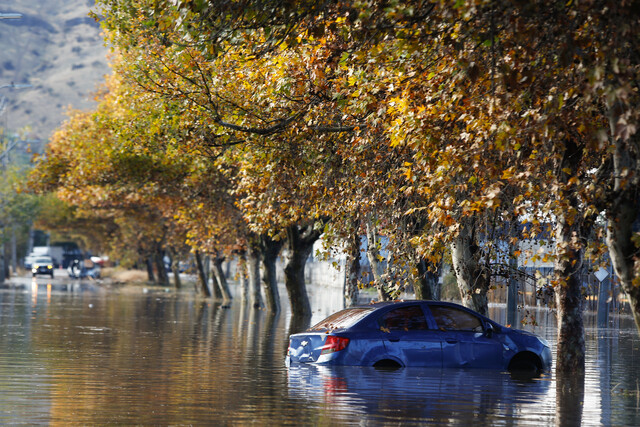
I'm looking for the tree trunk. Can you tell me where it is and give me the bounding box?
[202,254,222,299]
[344,219,361,308]
[11,226,17,275]
[608,210,640,333]
[415,258,441,300]
[154,245,169,286]
[260,234,283,313]
[554,215,587,373]
[145,257,155,283]
[212,251,232,305]
[238,251,249,304]
[3,243,9,280]
[365,217,390,301]
[168,247,182,289]
[507,220,521,326]
[248,243,263,308]
[27,225,34,257]
[605,105,640,333]
[284,222,321,320]
[554,139,588,374]
[450,219,489,316]
[0,251,4,285]
[506,245,519,327]
[194,250,212,297]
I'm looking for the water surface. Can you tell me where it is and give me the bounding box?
[0,279,638,425]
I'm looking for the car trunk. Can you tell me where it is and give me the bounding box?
[288,333,331,363]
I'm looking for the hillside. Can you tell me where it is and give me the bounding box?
[0,0,110,150]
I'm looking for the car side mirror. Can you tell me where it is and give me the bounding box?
[485,323,494,338]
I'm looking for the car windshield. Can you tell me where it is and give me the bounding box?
[309,308,373,331]
[34,257,52,264]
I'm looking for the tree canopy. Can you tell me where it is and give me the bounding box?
[27,0,640,374]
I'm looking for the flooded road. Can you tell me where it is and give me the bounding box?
[1,276,639,425]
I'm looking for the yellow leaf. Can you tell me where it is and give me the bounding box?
[501,168,515,179]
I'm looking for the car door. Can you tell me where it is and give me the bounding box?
[378,305,443,368]
[426,305,505,369]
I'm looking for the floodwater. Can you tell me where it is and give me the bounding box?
[1,277,639,426]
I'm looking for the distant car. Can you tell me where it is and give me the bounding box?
[286,300,552,374]
[32,256,54,278]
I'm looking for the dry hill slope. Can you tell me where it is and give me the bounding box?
[0,0,110,149]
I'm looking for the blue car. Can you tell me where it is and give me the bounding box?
[286,300,552,374]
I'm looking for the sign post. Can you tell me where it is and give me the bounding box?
[595,267,610,328]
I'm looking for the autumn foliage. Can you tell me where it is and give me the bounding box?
[29,1,640,371]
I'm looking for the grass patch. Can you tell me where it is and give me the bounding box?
[101,267,148,283]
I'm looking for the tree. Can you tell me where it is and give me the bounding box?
[58,1,638,375]
[0,164,44,277]
[30,73,210,288]
[588,3,640,335]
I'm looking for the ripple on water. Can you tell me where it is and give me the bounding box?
[0,285,639,425]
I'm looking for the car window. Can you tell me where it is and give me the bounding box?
[429,306,483,332]
[34,257,52,263]
[309,308,373,331]
[379,306,428,331]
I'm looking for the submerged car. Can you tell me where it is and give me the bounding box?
[31,256,54,278]
[286,300,552,373]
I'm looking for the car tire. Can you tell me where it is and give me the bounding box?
[508,353,541,376]
[373,359,403,369]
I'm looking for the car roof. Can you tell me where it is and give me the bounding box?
[354,300,467,310]
[303,300,499,334]
[352,300,493,321]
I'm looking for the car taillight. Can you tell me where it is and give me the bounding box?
[320,336,349,355]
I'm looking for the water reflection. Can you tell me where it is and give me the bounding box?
[0,282,638,425]
[555,370,585,427]
[288,364,553,425]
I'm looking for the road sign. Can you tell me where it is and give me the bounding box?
[594,267,609,282]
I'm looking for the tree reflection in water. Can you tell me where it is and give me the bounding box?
[555,370,585,427]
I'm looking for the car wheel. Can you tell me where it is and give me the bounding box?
[32,273,36,277]
[508,352,541,376]
[373,359,402,369]
[50,272,54,278]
